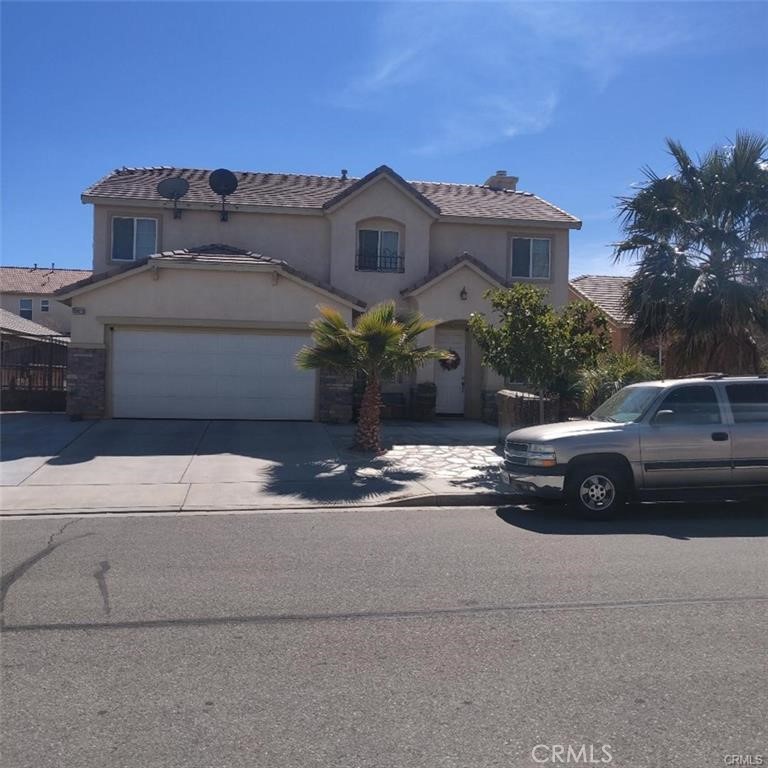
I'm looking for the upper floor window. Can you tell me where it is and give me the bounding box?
[112,217,157,261]
[19,298,33,320]
[41,299,50,313]
[511,237,550,279]
[357,229,403,273]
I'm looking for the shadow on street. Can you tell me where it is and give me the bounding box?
[496,500,768,539]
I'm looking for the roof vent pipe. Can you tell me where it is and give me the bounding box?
[341,169,348,181]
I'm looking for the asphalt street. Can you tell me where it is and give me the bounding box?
[1,504,766,768]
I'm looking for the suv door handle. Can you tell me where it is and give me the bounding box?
[711,432,729,441]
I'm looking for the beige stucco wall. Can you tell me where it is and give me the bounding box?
[430,222,570,307]
[0,293,72,334]
[67,266,354,346]
[92,206,331,281]
[327,177,434,306]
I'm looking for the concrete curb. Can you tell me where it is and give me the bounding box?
[0,492,519,517]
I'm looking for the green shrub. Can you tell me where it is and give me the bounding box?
[579,352,662,414]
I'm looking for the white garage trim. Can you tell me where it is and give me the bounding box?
[110,327,315,420]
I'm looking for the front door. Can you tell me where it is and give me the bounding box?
[435,328,466,415]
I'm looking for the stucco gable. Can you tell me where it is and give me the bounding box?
[322,165,440,218]
[401,254,505,298]
[56,245,366,310]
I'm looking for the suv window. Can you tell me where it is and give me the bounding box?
[725,382,768,423]
[654,385,722,425]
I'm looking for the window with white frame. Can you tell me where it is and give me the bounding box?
[112,217,157,261]
[357,229,403,272]
[41,299,50,313]
[511,237,550,279]
[19,298,33,320]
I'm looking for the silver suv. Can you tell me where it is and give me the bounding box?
[500,375,768,517]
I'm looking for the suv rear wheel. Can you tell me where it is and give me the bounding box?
[566,464,628,519]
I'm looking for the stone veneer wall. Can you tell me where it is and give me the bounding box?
[66,347,106,419]
[318,369,354,423]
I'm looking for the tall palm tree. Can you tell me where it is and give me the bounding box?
[296,302,448,452]
[615,132,768,374]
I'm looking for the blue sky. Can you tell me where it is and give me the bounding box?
[2,1,766,276]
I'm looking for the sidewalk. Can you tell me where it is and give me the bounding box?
[0,414,510,515]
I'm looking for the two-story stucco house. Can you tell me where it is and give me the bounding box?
[57,164,581,421]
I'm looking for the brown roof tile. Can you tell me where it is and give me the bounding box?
[1,266,92,295]
[56,245,366,308]
[0,308,68,338]
[83,166,580,226]
[570,275,631,324]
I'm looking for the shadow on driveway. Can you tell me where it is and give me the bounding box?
[496,501,768,540]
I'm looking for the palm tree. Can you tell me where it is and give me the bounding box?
[296,302,448,452]
[615,132,768,374]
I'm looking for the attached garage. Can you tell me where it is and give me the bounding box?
[56,245,365,421]
[111,328,315,420]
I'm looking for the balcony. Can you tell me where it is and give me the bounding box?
[355,251,405,273]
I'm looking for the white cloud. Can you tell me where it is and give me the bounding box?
[331,2,704,155]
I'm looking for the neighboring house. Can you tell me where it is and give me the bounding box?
[569,274,632,352]
[0,265,93,334]
[1,308,69,411]
[57,165,581,421]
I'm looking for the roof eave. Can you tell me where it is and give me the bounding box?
[81,194,323,217]
[437,214,581,229]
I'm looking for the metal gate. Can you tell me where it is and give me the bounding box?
[0,334,68,411]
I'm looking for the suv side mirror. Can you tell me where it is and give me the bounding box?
[653,409,675,425]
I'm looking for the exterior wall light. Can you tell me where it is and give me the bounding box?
[460,287,468,301]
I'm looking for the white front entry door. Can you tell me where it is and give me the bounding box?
[435,328,466,415]
[111,328,315,420]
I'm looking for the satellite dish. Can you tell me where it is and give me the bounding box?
[157,177,190,219]
[209,169,238,221]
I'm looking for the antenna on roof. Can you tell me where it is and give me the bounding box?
[157,177,190,219]
[208,169,238,222]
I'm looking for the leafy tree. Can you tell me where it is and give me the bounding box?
[616,132,768,374]
[296,302,447,452]
[468,284,610,422]
[579,351,662,414]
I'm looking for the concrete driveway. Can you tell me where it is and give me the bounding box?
[0,414,505,514]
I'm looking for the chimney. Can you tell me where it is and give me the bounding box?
[341,169,348,181]
[484,169,518,191]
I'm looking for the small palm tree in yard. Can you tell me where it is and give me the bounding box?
[296,302,448,453]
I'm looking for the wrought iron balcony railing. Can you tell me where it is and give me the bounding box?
[355,251,405,273]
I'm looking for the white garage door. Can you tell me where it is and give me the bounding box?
[112,329,315,420]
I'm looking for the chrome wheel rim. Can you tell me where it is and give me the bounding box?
[579,474,616,511]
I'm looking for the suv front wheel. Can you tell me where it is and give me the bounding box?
[566,464,628,519]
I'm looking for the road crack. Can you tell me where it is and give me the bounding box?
[0,519,93,625]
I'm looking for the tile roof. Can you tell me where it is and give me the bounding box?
[0,308,68,339]
[401,253,506,296]
[56,244,367,309]
[1,266,92,295]
[569,274,631,324]
[83,165,581,226]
